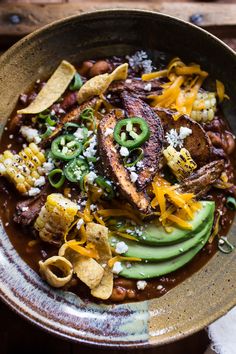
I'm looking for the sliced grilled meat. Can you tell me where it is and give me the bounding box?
[13,183,51,225]
[41,97,97,147]
[155,108,212,167]
[108,78,163,101]
[97,112,150,213]
[178,160,224,198]
[121,92,164,190]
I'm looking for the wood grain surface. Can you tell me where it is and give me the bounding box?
[0,2,236,39]
[0,1,235,353]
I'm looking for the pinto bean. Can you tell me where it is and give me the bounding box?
[126,289,136,299]
[61,92,77,110]
[225,131,236,155]
[110,286,127,301]
[88,60,112,77]
[78,61,94,76]
[207,131,223,147]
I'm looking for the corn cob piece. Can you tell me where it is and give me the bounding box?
[0,143,46,195]
[34,193,78,245]
[163,145,197,181]
[190,91,217,122]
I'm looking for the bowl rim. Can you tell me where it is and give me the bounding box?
[0,8,235,348]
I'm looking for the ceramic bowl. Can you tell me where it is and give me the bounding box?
[0,9,235,348]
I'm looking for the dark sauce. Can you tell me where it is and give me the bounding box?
[0,55,235,303]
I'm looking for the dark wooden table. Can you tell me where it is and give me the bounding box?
[0,1,235,353]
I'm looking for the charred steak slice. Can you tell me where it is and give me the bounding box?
[13,183,51,225]
[41,97,97,147]
[155,108,211,167]
[97,112,150,213]
[109,78,163,99]
[121,92,164,190]
[178,160,224,198]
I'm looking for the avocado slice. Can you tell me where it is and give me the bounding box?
[137,201,215,245]
[109,221,212,261]
[119,218,213,279]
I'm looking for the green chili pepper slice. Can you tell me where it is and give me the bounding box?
[46,115,57,126]
[95,176,114,199]
[114,117,150,148]
[64,158,89,183]
[69,73,83,91]
[48,169,65,189]
[226,196,236,210]
[51,134,82,161]
[123,147,144,167]
[40,126,53,139]
[80,108,96,131]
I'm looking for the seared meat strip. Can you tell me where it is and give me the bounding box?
[121,92,164,190]
[97,112,150,213]
[13,183,51,225]
[155,108,212,167]
[178,160,224,198]
[41,97,97,147]
[108,78,163,99]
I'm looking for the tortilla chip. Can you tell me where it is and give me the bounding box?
[86,223,113,300]
[39,255,73,288]
[77,63,128,104]
[59,243,104,289]
[18,60,76,115]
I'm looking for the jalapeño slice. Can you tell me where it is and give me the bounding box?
[51,134,82,161]
[114,117,150,148]
[64,158,89,183]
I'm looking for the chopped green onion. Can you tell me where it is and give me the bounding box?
[218,236,235,254]
[95,176,114,199]
[80,108,96,130]
[69,73,83,91]
[226,196,236,210]
[40,126,53,139]
[38,110,50,119]
[64,122,81,129]
[124,148,144,167]
[48,169,65,189]
[46,115,57,126]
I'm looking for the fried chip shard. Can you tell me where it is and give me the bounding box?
[59,244,104,289]
[18,60,76,114]
[39,256,73,288]
[77,63,128,104]
[86,223,113,300]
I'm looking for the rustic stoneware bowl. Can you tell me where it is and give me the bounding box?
[0,9,235,348]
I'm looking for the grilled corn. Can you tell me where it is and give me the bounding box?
[34,193,78,245]
[190,91,216,122]
[163,145,197,180]
[0,143,46,195]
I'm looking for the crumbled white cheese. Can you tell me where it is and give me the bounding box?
[137,280,147,290]
[74,128,87,141]
[165,127,192,148]
[130,171,138,183]
[136,160,144,169]
[76,218,84,230]
[28,187,41,197]
[126,262,132,269]
[144,83,152,91]
[115,241,128,254]
[112,261,123,274]
[157,285,163,290]
[34,176,46,187]
[179,127,192,140]
[21,206,29,212]
[87,171,98,184]
[125,79,132,84]
[39,161,54,175]
[83,135,97,159]
[104,128,113,137]
[90,204,97,212]
[9,134,14,139]
[120,146,129,157]
[20,126,41,144]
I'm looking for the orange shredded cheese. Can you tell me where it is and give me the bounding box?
[97,209,141,224]
[67,240,99,259]
[151,176,201,230]
[142,69,168,81]
[108,256,142,268]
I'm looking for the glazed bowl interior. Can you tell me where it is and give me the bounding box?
[0,9,235,348]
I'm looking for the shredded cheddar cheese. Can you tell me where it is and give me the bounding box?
[108,255,142,268]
